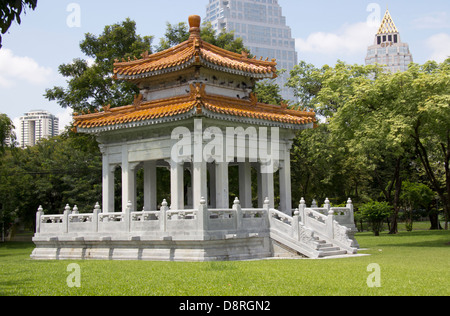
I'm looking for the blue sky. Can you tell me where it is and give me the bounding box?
[1,0,449,136]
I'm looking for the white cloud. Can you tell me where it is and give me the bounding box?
[296,22,378,59]
[56,107,74,133]
[0,49,53,88]
[412,12,450,30]
[426,33,450,63]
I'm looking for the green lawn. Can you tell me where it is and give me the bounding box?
[0,230,449,296]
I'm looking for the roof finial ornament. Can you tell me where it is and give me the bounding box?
[188,15,201,38]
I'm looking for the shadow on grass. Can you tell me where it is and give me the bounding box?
[0,242,35,258]
[375,230,450,248]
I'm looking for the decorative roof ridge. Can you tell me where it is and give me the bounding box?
[200,40,276,67]
[198,88,315,120]
[73,93,196,122]
[114,38,194,68]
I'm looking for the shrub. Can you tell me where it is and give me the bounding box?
[360,201,392,236]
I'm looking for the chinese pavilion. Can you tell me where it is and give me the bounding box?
[31,16,358,261]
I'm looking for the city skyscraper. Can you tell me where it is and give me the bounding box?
[19,110,59,148]
[365,9,413,72]
[204,0,298,102]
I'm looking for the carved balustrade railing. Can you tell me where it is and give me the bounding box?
[34,198,270,238]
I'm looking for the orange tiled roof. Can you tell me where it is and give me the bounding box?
[113,21,277,82]
[73,84,316,132]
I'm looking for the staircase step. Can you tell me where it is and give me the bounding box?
[318,246,341,252]
[319,249,348,258]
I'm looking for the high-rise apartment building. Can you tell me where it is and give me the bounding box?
[19,110,59,148]
[205,0,298,102]
[366,9,413,73]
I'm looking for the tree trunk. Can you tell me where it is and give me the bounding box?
[429,211,442,230]
[413,126,450,230]
[389,158,402,235]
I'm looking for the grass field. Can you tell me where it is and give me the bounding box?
[0,229,449,296]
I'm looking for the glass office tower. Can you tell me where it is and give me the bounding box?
[205,0,298,103]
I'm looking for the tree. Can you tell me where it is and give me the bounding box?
[45,18,153,113]
[0,114,15,154]
[361,201,392,236]
[255,80,283,105]
[0,131,102,230]
[408,60,450,229]
[400,181,434,231]
[286,61,324,110]
[324,60,450,232]
[288,61,383,207]
[0,0,37,48]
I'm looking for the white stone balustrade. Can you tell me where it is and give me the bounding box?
[34,196,271,241]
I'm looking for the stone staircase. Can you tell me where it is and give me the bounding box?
[268,199,359,259]
[315,238,348,258]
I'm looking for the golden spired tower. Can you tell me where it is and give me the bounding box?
[365,9,413,72]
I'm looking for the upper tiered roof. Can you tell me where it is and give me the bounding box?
[113,15,277,82]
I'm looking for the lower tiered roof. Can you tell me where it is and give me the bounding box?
[73,83,316,133]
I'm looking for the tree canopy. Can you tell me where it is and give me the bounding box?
[288,58,450,231]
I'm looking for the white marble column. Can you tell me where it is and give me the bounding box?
[215,161,229,209]
[261,162,275,209]
[101,146,115,213]
[121,145,138,212]
[193,119,207,208]
[193,160,207,209]
[239,161,252,208]
[144,161,157,211]
[170,161,184,210]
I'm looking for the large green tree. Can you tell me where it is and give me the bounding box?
[287,59,449,232]
[328,59,450,231]
[45,18,153,114]
[0,131,102,229]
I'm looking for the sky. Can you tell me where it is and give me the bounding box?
[1,0,449,140]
